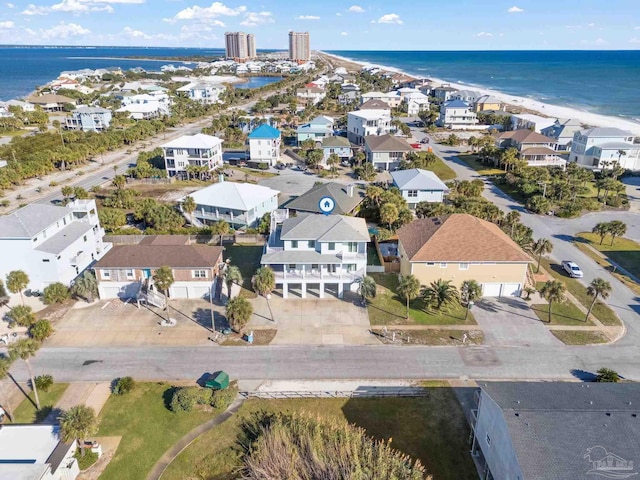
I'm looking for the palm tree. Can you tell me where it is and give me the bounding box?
[6,270,29,305]
[607,220,627,246]
[538,280,566,324]
[396,274,421,319]
[6,305,36,328]
[252,267,275,297]
[586,278,612,322]
[8,338,41,409]
[182,195,197,219]
[152,266,174,320]
[422,279,460,311]
[0,357,14,422]
[226,296,253,333]
[460,280,482,320]
[357,276,377,304]
[59,405,98,456]
[592,222,610,245]
[223,265,243,299]
[112,174,126,190]
[530,238,553,273]
[71,271,98,303]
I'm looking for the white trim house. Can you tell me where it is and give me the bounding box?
[161,134,223,178]
[248,124,281,166]
[261,211,369,299]
[347,109,392,145]
[569,127,639,170]
[437,100,478,128]
[391,168,449,207]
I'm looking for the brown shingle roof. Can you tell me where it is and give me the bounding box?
[359,99,391,110]
[139,235,191,246]
[397,214,531,263]
[94,244,223,269]
[26,94,76,105]
[498,130,556,144]
[365,134,413,152]
[520,147,559,156]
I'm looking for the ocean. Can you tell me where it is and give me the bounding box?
[327,50,640,121]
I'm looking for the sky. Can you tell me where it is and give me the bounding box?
[0,0,639,50]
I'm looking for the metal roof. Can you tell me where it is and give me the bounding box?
[35,222,94,255]
[391,169,449,192]
[279,214,369,242]
[248,124,281,139]
[0,204,71,239]
[184,181,279,211]
[161,133,222,150]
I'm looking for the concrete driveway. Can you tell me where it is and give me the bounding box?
[623,176,640,212]
[472,297,561,347]
[250,292,379,346]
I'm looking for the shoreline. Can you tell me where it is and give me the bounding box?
[318,51,640,136]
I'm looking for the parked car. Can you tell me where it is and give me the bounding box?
[561,261,583,278]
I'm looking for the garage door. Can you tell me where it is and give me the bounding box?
[191,286,211,299]
[171,286,189,298]
[100,286,121,299]
[501,283,521,297]
[482,283,502,297]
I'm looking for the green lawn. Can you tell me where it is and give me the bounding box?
[457,154,504,176]
[531,301,594,326]
[367,273,476,326]
[162,389,477,480]
[96,382,223,480]
[577,232,640,280]
[551,330,610,345]
[575,241,640,296]
[539,258,621,326]
[367,243,382,266]
[12,383,69,423]
[427,156,457,181]
[222,244,263,298]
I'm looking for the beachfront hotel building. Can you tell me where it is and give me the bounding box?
[289,31,310,63]
[225,32,256,61]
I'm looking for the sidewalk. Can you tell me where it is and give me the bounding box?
[43,381,111,424]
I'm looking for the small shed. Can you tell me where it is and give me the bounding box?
[205,371,230,390]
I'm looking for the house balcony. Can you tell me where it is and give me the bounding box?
[522,154,567,168]
[274,267,365,283]
[194,210,249,226]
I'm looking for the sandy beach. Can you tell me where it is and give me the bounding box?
[318,51,640,136]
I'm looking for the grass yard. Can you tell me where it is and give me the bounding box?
[162,388,477,480]
[539,258,621,326]
[367,273,476,326]
[457,154,504,176]
[12,383,69,423]
[372,328,484,346]
[427,156,457,182]
[577,232,640,280]
[228,166,277,179]
[575,242,640,296]
[222,244,264,298]
[96,382,223,480]
[531,301,594,326]
[551,330,610,345]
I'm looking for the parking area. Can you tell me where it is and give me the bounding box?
[46,298,216,347]
[472,297,561,347]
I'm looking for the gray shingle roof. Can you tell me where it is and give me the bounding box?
[0,204,71,239]
[35,222,94,255]
[391,169,449,191]
[322,136,351,148]
[579,127,634,137]
[364,134,413,152]
[285,183,364,215]
[280,214,369,242]
[480,382,640,480]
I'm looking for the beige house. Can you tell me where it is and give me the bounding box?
[397,214,531,297]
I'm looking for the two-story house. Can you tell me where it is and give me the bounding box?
[541,118,583,152]
[161,134,223,178]
[296,116,335,146]
[94,236,223,300]
[403,92,430,116]
[364,134,413,171]
[296,85,326,105]
[450,90,482,105]
[391,168,449,208]
[0,201,111,291]
[432,85,457,103]
[248,124,281,166]
[184,180,279,229]
[321,136,352,164]
[347,109,392,145]
[176,82,225,104]
[116,93,171,120]
[474,95,504,112]
[437,100,478,128]
[496,129,566,168]
[510,113,556,133]
[261,211,369,299]
[570,127,640,170]
[64,106,112,132]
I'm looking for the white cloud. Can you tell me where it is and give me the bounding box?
[375,13,402,24]
[341,31,348,36]
[240,11,273,26]
[634,26,640,30]
[122,26,150,38]
[581,37,607,46]
[0,20,14,28]
[508,6,524,13]
[629,37,640,44]
[6,2,14,7]
[22,4,49,15]
[22,0,129,15]
[171,2,246,21]
[40,21,90,39]
[348,5,364,13]
[476,31,493,37]
[586,23,596,28]
[336,12,341,16]
[296,15,319,20]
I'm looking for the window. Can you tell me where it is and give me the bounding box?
[126,269,134,278]
[347,242,358,253]
[291,240,298,248]
[347,264,357,272]
[103,270,110,278]
[328,242,336,251]
[440,262,448,268]
[42,259,50,263]
[459,263,469,270]
[407,190,418,198]
[193,270,207,278]
[307,240,315,248]
[426,262,435,266]
[288,264,296,269]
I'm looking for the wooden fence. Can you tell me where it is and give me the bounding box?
[240,388,430,400]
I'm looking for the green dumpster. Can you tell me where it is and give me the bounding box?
[205,371,229,390]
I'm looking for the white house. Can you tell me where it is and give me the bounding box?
[569,127,639,170]
[296,85,326,105]
[437,100,478,128]
[347,109,392,145]
[161,134,223,178]
[0,424,81,480]
[510,113,557,133]
[117,93,170,120]
[261,211,369,299]
[364,134,414,171]
[0,200,111,291]
[450,89,482,104]
[248,124,281,166]
[322,136,352,164]
[176,82,225,104]
[541,118,582,151]
[391,168,449,207]
[360,91,401,108]
[183,180,279,229]
[403,92,430,116]
[64,106,112,132]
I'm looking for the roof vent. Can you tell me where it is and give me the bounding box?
[514,413,520,417]
[606,413,611,417]
[632,414,637,418]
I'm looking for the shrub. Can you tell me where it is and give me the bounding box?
[0,199,9,207]
[211,386,237,410]
[35,374,54,392]
[170,386,212,412]
[257,162,269,170]
[43,282,70,305]
[74,450,99,470]
[30,319,54,341]
[49,181,59,187]
[113,376,135,395]
[596,368,620,383]
[7,305,37,327]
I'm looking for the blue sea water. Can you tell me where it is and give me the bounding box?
[327,50,640,121]
[234,76,283,89]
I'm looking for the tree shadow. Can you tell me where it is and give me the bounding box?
[40,406,62,424]
[162,386,178,411]
[168,305,214,333]
[530,304,585,323]
[570,369,597,382]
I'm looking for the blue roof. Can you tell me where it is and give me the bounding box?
[248,124,281,139]
[444,99,470,108]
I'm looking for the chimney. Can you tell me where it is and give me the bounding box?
[347,184,354,197]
